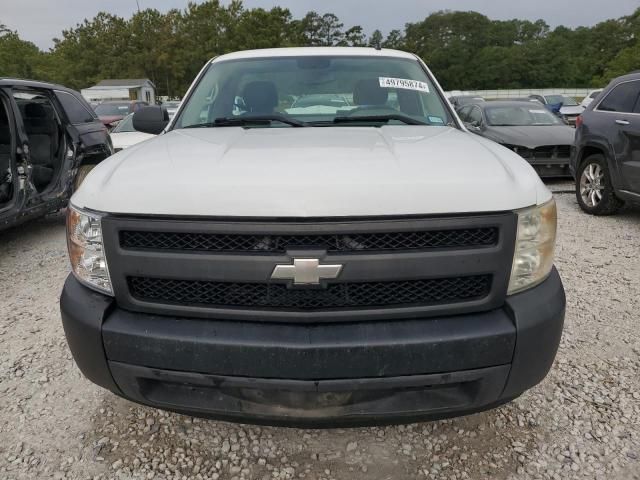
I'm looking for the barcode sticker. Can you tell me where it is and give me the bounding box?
[379,77,430,93]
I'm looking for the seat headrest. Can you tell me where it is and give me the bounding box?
[353,79,389,106]
[25,103,49,119]
[242,81,279,114]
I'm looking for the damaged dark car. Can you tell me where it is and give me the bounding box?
[458,101,575,178]
[0,79,113,231]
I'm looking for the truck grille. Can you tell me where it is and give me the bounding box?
[101,214,517,322]
[120,227,499,253]
[128,275,492,310]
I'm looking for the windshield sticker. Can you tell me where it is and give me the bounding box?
[428,116,444,124]
[379,77,430,93]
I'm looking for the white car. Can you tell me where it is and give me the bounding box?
[61,47,565,428]
[109,113,155,152]
[529,94,585,125]
[580,89,602,108]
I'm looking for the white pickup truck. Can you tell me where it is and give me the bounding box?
[61,47,565,427]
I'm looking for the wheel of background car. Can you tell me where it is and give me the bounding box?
[575,154,623,216]
[74,164,96,191]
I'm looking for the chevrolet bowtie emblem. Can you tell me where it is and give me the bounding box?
[271,258,343,285]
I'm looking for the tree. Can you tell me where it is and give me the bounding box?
[319,13,344,46]
[49,13,130,89]
[230,7,298,51]
[298,11,345,46]
[368,30,383,49]
[340,26,366,47]
[5,3,640,93]
[383,30,404,49]
[0,26,46,79]
[600,42,640,81]
[299,11,324,46]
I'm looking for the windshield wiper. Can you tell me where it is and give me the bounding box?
[184,114,307,129]
[330,114,429,126]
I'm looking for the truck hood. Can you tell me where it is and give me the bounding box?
[73,126,551,217]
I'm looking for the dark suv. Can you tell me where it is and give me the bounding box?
[0,79,113,231]
[571,73,640,215]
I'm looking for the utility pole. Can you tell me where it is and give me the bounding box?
[135,0,141,13]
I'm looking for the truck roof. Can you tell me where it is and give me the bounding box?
[212,47,418,64]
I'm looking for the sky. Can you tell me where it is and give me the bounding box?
[2,0,639,50]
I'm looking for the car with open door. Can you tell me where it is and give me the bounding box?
[458,101,575,178]
[570,73,640,215]
[0,79,113,232]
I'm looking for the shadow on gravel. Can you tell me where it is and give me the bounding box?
[552,187,640,222]
[0,211,66,248]
[617,206,640,220]
[86,393,530,480]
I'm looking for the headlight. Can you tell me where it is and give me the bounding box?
[66,206,113,295]
[508,199,557,295]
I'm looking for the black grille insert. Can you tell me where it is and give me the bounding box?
[128,275,492,310]
[515,145,571,159]
[120,228,499,254]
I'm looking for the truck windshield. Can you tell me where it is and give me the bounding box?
[174,55,453,129]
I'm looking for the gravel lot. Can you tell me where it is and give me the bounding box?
[1,187,639,480]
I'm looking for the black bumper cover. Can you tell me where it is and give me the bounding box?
[60,268,565,427]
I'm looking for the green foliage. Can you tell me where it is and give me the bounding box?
[368,30,383,49]
[2,3,640,95]
[0,25,46,79]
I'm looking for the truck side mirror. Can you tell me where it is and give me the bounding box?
[133,106,169,135]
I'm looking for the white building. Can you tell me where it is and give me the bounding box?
[81,79,156,104]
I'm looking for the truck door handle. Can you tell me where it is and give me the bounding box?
[615,119,630,126]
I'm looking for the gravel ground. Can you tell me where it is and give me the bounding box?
[1,188,639,480]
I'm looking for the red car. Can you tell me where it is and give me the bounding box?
[94,100,148,128]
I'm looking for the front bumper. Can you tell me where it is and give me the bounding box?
[60,269,565,427]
